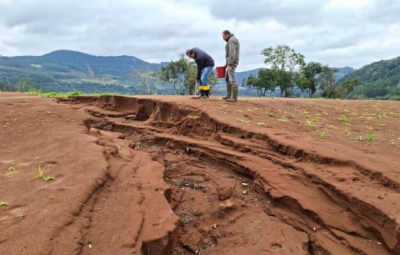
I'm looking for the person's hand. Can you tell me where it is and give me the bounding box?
[227,66,233,71]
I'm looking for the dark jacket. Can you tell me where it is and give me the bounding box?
[193,47,215,81]
[225,34,240,67]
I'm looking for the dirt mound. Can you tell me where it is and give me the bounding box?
[1,93,400,254]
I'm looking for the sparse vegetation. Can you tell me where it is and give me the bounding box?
[0,201,8,207]
[320,132,327,139]
[339,115,350,123]
[277,116,288,123]
[8,166,16,173]
[31,166,55,181]
[237,118,250,125]
[365,133,377,142]
[306,120,316,129]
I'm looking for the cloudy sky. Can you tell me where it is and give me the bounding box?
[0,0,399,71]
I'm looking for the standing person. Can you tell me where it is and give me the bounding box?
[186,48,215,98]
[222,30,240,102]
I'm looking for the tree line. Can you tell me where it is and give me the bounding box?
[243,45,358,98]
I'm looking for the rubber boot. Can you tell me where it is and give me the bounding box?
[222,83,232,100]
[204,90,210,98]
[198,90,204,98]
[226,84,238,102]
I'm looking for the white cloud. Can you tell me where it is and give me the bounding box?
[0,0,399,70]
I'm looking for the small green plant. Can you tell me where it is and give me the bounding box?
[321,111,328,116]
[32,166,55,181]
[320,132,327,139]
[366,126,373,131]
[263,111,273,116]
[8,166,16,173]
[305,120,316,129]
[344,127,351,135]
[0,201,8,207]
[378,113,387,119]
[117,145,123,153]
[365,116,375,120]
[365,133,377,142]
[237,118,250,125]
[311,117,320,123]
[277,116,288,123]
[339,115,350,123]
[300,110,309,118]
[257,122,266,127]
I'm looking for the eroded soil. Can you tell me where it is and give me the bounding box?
[1,93,400,255]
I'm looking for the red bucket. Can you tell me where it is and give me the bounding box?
[216,66,226,78]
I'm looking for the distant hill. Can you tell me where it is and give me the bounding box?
[333,66,354,80]
[0,50,167,94]
[340,57,400,99]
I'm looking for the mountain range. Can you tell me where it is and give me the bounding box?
[0,50,354,95]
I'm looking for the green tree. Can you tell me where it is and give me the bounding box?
[319,66,338,98]
[244,69,278,97]
[159,55,190,95]
[261,45,305,97]
[336,78,358,99]
[297,62,323,97]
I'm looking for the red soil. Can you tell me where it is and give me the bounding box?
[1,92,400,254]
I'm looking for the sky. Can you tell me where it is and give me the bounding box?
[0,0,399,71]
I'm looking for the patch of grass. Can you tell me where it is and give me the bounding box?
[300,110,309,118]
[237,118,250,125]
[277,116,288,123]
[31,166,55,181]
[263,111,273,116]
[305,120,316,129]
[0,201,8,207]
[378,113,387,119]
[339,115,350,123]
[311,117,320,123]
[344,127,351,135]
[365,133,377,142]
[8,166,17,173]
[366,126,373,131]
[29,90,84,98]
[320,132,327,139]
[257,122,267,127]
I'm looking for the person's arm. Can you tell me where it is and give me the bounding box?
[227,40,237,67]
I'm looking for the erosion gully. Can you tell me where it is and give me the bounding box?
[59,95,399,255]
